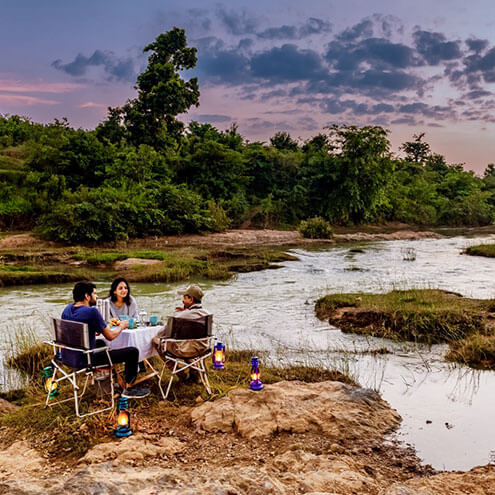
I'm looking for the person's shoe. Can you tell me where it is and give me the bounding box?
[121,386,151,399]
[186,373,202,384]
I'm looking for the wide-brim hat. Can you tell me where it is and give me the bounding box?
[178,284,204,301]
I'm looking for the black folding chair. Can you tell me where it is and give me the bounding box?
[44,317,115,417]
[157,314,214,399]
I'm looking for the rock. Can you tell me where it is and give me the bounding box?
[191,380,401,440]
[114,258,162,269]
[0,397,18,414]
[384,465,495,494]
[80,434,184,465]
[0,441,48,487]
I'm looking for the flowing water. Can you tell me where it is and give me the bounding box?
[1,235,495,471]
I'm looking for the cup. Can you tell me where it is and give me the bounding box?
[128,318,135,329]
[149,315,159,326]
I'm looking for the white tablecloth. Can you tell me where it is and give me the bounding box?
[103,325,164,362]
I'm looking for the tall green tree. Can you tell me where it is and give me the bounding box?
[97,27,200,148]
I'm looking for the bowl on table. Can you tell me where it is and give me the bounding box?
[149,315,159,326]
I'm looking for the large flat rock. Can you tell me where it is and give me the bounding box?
[191,380,401,440]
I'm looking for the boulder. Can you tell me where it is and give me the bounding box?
[191,380,401,440]
[80,434,184,465]
[384,465,495,495]
[114,258,162,269]
[0,397,18,414]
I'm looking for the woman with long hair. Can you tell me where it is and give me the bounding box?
[107,277,138,319]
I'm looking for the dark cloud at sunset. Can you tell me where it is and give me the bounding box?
[2,0,495,170]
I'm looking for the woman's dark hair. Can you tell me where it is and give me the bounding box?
[109,277,131,305]
[73,281,96,302]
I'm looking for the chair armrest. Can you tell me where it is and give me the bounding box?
[44,340,109,354]
[159,336,215,344]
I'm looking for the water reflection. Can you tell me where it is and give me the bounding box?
[1,235,495,470]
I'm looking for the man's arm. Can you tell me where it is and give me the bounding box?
[102,319,128,340]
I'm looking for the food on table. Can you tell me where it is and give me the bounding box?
[109,318,121,327]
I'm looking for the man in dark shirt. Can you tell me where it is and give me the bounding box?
[61,281,149,399]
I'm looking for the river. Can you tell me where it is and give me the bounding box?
[1,235,495,471]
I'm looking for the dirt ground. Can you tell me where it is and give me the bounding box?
[0,227,444,251]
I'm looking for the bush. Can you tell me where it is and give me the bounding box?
[298,217,333,239]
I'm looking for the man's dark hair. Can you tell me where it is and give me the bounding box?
[192,296,201,304]
[73,281,96,302]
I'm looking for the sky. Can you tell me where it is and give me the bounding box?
[2,0,495,172]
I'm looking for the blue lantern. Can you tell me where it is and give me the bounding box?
[115,397,132,437]
[249,356,263,391]
[212,342,226,370]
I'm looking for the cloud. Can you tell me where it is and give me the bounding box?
[79,101,107,108]
[257,25,298,40]
[463,89,492,99]
[0,79,82,93]
[413,30,462,65]
[299,17,332,37]
[250,44,325,82]
[195,37,250,84]
[216,7,259,35]
[337,19,373,42]
[466,38,489,53]
[52,50,136,82]
[398,102,454,119]
[325,38,418,71]
[0,94,58,106]
[257,17,332,40]
[193,113,231,123]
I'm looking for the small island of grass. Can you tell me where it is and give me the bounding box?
[465,244,495,258]
[315,289,495,369]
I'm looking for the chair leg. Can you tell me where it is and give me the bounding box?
[164,361,178,399]
[200,358,212,395]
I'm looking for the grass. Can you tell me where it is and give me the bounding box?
[0,245,296,286]
[465,244,495,258]
[0,343,353,460]
[0,266,80,286]
[315,288,495,367]
[446,334,495,369]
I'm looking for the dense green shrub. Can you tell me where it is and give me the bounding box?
[298,217,333,239]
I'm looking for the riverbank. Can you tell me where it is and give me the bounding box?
[0,227,444,287]
[0,346,456,494]
[2,347,495,494]
[315,289,495,369]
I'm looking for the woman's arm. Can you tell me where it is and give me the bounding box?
[128,295,139,318]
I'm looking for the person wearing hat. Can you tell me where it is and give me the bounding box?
[152,284,211,382]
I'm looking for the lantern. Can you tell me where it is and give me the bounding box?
[249,356,263,391]
[212,342,226,370]
[42,366,58,397]
[115,397,132,437]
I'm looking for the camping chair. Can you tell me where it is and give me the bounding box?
[44,317,115,417]
[157,314,214,399]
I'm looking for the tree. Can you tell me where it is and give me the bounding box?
[99,27,200,148]
[306,125,394,223]
[400,133,431,164]
[270,131,299,152]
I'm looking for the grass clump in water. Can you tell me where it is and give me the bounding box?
[315,289,495,367]
[446,334,495,369]
[465,244,495,258]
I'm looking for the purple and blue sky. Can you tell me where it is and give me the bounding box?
[2,0,495,172]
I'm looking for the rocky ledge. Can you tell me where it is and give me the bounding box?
[1,380,494,494]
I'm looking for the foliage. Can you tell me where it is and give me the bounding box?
[298,217,333,239]
[1,28,495,241]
